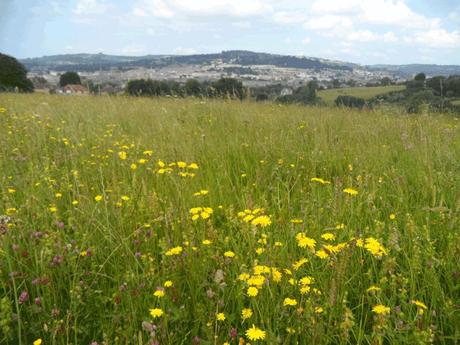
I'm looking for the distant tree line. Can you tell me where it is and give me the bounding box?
[125,77,244,99]
[368,73,460,113]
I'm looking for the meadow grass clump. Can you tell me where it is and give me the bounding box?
[0,93,459,344]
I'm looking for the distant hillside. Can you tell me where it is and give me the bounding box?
[368,64,460,77]
[20,50,460,78]
[21,50,355,72]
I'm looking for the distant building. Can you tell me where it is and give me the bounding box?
[280,87,293,96]
[59,84,88,94]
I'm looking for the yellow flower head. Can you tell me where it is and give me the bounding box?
[245,325,266,341]
[241,308,253,320]
[372,304,390,315]
[216,312,226,321]
[149,308,164,318]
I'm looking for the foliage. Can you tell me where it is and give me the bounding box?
[0,53,34,92]
[0,94,460,344]
[335,95,366,109]
[277,81,320,105]
[59,72,81,87]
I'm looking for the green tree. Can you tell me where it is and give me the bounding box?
[0,53,34,92]
[59,71,81,87]
[185,79,202,97]
[212,78,244,99]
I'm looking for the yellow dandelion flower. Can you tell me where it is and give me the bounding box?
[241,308,253,320]
[283,297,298,307]
[202,239,212,245]
[343,188,358,196]
[153,289,165,298]
[121,195,130,201]
[367,286,381,293]
[321,233,335,241]
[94,195,103,202]
[33,339,42,345]
[296,233,316,250]
[118,151,127,160]
[245,325,266,341]
[247,286,259,297]
[165,246,183,256]
[164,280,173,288]
[216,313,226,321]
[389,213,396,220]
[372,304,390,315]
[251,215,271,227]
[149,308,163,318]
[224,251,235,258]
[315,250,329,259]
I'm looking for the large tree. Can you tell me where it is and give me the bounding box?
[59,71,81,87]
[0,53,34,92]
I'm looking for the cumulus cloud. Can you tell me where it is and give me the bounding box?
[412,29,460,48]
[132,0,272,18]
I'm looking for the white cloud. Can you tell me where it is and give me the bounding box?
[232,21,252,29]
[174,47,197,55]
[273,11,307,24]
[132,0,174,18]
[133,0,272,18]
[302,37,311,45]
[346,30,377,42]
[74,0,107,15]
[382,31,397,42]
[121,44,148,54]
[304,15,353,31]
[412,28,460,48]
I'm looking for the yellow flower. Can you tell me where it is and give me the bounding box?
[315,307,324,314]
[372,304,390,315]
[6,207,17,215]
[315,250,329,259]
[290,218,303,224]
[321,233,335,241]
[143,150,153,156]
[389,213,396,220]
[164,280,173,287]
[224,251,235,258]
[177,161,187,168]
[251,215,271,227]
[367,285,381,293]
[216,312,226,321]
[121,195,130,201]
[292,257,309,270]
[188,163,199,169]
[55,192,62,198]
[94,195,103,202]
[241,308,253,320]
[364,237,387,257]
[149,308,163,318]
[310,177,331,185]
[0,107,6,113]
[72,200,79,205]
[153,289,165,298]
[247,286,259,297]
[296,233,316,250]
[245,325,266,341]
[343,188,358,196]
[165,246,183,256]
[130,163,137,170]
[283,297,297,307]
[33,339,42,345]
[411,300,427,314]
[8,188,16,194]
[118,151,127,160]
[49,206,57,213]
[202,239,212,245]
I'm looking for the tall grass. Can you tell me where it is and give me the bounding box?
[0,93,459,344]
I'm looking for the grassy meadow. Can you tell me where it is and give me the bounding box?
[318,85,405,104]
[1,93,460,344]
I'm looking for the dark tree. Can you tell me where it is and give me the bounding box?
[414,73,426,82]
[335,95,366,109]
[212,78,244,99]
[380,77,392,86]
[59,71,81,87]
[185,79,202,96]
[0,53,34,92]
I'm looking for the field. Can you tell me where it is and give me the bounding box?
[1,93,460,345]
[318,85,406,104]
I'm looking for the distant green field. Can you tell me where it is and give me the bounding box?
[451,99,460,106]
[318,85,406,104]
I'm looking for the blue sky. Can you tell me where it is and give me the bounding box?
[1,0,459,64]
